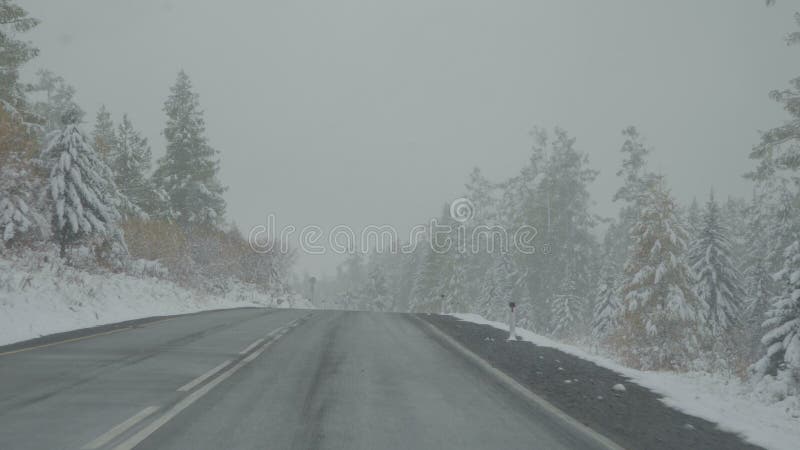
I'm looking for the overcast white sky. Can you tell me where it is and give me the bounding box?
[17,0,800,276]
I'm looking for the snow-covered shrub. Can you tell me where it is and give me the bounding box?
[120,218,188,267]
[125,258,168,279]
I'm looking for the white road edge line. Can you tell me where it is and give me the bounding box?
[82,406,159,449]
[177,360,232,392]
[238,338,265,355]
[414,317,625,450]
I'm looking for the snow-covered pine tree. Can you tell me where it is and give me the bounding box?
[0,102,46,248]
[750,239,800,396]
[459,168,502,314]
[0,2,46,249]
[388,250,417,312]
[688,192,745,335]
[441,249,469,314]
[616,177,708,370]
[549,267,586,341]
[591,258,621,339]
[748,34,800,183]
[110,114,152,219]
[409,241,445,313]
[430,202,470,314]
[746,16,800,385]
[364,262,392,311]
[740,193,777,359]
[721,196,749,267]
[92,105,116,163]
[614,126,651,207]
[686,197,702,240]
[609,126,655,269]
[153,71,226,226]
[590,127,656,337]
[591,129,655,340]
[477,251,515,322]
[28,70,84,132]
[511,128,597,330]
[43,109,122,258]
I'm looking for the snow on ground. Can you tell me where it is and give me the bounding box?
[452,313,800,450]
[0,252,313,347]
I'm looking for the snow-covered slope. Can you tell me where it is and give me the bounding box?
[452,313,800,450]
[0,252,313,347]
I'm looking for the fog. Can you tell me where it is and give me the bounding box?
[17,0,800,276]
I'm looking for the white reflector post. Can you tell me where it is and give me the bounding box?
[508,302,517,341]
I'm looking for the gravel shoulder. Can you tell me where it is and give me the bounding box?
[420,313,761,450]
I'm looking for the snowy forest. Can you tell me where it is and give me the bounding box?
[3,0,799,403]
[316,18,800,399]
[0,2,293,298]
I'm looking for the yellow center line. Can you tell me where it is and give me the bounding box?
[0,311,281,357]
[0,327,133,357]
[142,317,175,327]
[0,314,186,358]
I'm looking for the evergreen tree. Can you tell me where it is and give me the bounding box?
[741,193,776,358]
[394,247,425,312]
[0,1,44,249]
[441,249,469,314]
[614,126,652,207]
[688,192,745,335]
[686,197,702,239]
[610,126,655,269]
[616,177,708,370]
[0,0,39,110]
[92,105,116,163]
[364,262,392,311]
[153,71,226,226]
[430,203,463,313]
[511,128,598,330]
[544,129,599,314]
[110,114,152,218]
[748,33,800,183]
[461,167,501,313]
[28,70,84,131]
[43,109,122,257]
[549,266,586,340]
[750,238,800,396]
[721,196,749,266]
[591,127,654,339]
[410,240,446,312]
[592,258,621,339]
[747,16,800,385]
[477,251,515,321]
[0,104,46,247]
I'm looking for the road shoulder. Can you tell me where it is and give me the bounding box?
[419,313,760,450]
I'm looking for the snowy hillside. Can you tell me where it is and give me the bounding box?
[0,251,313,347]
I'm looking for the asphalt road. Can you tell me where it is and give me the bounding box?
[0,309,615,450]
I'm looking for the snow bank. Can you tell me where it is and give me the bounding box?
[0,252,313,347]
[452,313,800,450]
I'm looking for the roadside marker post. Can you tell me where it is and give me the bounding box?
[508,302,517,341]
